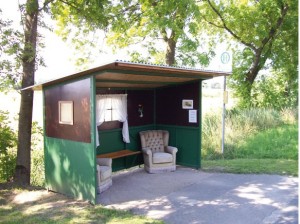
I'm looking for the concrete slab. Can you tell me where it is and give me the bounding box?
[97,166,298,224]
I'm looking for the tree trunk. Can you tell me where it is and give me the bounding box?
[241,47,268,107]
[14,0,39,185]
[165,39,176,66]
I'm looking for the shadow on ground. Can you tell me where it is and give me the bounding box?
[98,166,298,224]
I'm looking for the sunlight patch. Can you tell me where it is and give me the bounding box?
[13,190,49,204]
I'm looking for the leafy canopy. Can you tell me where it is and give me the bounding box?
[0,10,23,91]
[52,0,215,66]
[199,0,298,108]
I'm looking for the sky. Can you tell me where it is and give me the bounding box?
[1,1,230,84]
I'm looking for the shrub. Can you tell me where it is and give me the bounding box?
[0,110,17,182]
[251,72,298,109]
[0,112,45,186]
[0,148,16,183]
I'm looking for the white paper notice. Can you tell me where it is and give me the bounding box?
[189,110,197,123]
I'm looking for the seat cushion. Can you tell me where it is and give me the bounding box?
[153,152,173,164]
[99,166,111,181]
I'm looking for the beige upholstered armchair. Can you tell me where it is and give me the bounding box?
[96,158,112,193]
[139,130,178,173]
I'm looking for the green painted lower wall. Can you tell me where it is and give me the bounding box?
[97,125,155,171]
[44,137,96,203]
[156,125,201,169]
[96,124,200,170]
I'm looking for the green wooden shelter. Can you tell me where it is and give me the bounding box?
[29,61,228,204]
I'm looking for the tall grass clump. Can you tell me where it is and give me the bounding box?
[30,122,45,187]
[281,107,298,124]
[31,149,45,186]
[202,107,298,159]
[202,112,222,159]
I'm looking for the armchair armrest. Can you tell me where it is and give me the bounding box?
[97,158,112,167]
[96,164,101,172]
[142,147,152,156]
[165,146,178,155]
[96,164,101,185]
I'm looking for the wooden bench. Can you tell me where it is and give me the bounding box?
[97,149,141,159]
[97,150,142,168]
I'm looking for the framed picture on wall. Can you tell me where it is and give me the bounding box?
[182,99,193,109]
[59,101,74,125]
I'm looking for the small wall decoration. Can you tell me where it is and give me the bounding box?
[138,104,143,117]
[59,101,74,125]
[189,110,197,123]
[182,99,193,109]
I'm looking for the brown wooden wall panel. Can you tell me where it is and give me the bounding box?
[156,82,200,127]
[96,83,198,129]
[127,90,155,126]
[45,78,91,142]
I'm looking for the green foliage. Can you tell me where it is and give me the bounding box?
[0,111,44,186]
[0,10,23,91]
[0,2,49,92]
[51,0,298,108]
[51,0,110,67]
[0,111,17,182]
[52,0,214,67]
[0,149,17,183]
[199,0,298,108]
[202,107,298,160]
[251,71,298,109]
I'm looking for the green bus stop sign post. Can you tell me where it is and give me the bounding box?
[221,52,230,154]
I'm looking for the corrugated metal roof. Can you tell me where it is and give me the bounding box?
[24,60,230,91]
[114,59,230,73]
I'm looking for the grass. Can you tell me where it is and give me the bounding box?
[202,109,298,177]
[0,184,163,224]
[231,124,298,160]
[202,107,298,160]
[202,159,298,176]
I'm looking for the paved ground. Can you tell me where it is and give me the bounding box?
[97,166,298,224]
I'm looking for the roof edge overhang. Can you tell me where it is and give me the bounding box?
[22,61,231,91]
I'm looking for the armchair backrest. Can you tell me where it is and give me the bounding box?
[140,130,169,153]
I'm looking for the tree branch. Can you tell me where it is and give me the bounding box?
[161,29,168,42]
[201,15,225,29]
[58,0,83,12]
[206,0,257,50]
[38,0,56,12]
[261,3,289,49]
[120,3,140,15]
[246,3,289,82]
